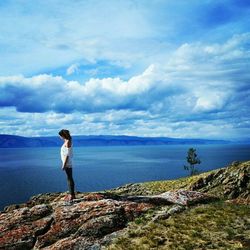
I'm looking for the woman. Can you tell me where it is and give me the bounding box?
[58,129,76,201]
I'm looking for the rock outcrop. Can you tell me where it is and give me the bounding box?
[189,160,250,200]
[0,190,215,249]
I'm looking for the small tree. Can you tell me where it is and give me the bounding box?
[184,148,201,176]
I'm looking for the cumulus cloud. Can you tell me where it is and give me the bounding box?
[0,33,250,139]
[1,34,250,116]
[193,91,228,112]
[0,63,181,113]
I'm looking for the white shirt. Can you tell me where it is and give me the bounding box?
[60,142,73,168]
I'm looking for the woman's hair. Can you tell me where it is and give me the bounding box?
[58,129,72,140]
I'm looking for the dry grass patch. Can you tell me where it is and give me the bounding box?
[140,170,214,195]
[106,200,250,250]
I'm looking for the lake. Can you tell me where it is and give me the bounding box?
[0,144,249,210]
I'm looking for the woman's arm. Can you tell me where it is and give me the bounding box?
[62,155,69,170]
[62,140,72,170]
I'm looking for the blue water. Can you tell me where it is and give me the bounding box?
[0,144,249,210]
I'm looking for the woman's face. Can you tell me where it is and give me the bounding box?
[59,135,65,140]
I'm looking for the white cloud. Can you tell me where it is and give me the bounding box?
[0,0,158,75]
[192,89,230,112]
[0,33,250,139]
[66,63,79,75]
[0,107,240,139]
[1,0,249,78]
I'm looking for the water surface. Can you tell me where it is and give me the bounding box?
[0,144,249,210]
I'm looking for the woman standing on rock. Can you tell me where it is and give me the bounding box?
[59,129,76,201]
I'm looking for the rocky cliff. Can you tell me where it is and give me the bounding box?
[1,160,249,250]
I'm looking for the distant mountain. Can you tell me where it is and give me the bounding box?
[0,134,231,148]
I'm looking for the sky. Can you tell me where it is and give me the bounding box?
[0,0,250,140]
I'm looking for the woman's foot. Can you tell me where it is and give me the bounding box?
[64,194,71,201]
[69,194,76,201]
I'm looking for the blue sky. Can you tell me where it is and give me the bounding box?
[0,0,250,140]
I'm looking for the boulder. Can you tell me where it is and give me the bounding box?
[121,189,218,206]
[0,193,154,250]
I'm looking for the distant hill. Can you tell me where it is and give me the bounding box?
[0,134,230,148]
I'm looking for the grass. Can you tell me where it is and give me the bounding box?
[107,169,217,197]
[139,169,217,195]
[104,162,249,249]
[106,200,250,250]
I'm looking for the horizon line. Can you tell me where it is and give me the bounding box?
[0,133,235,142]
